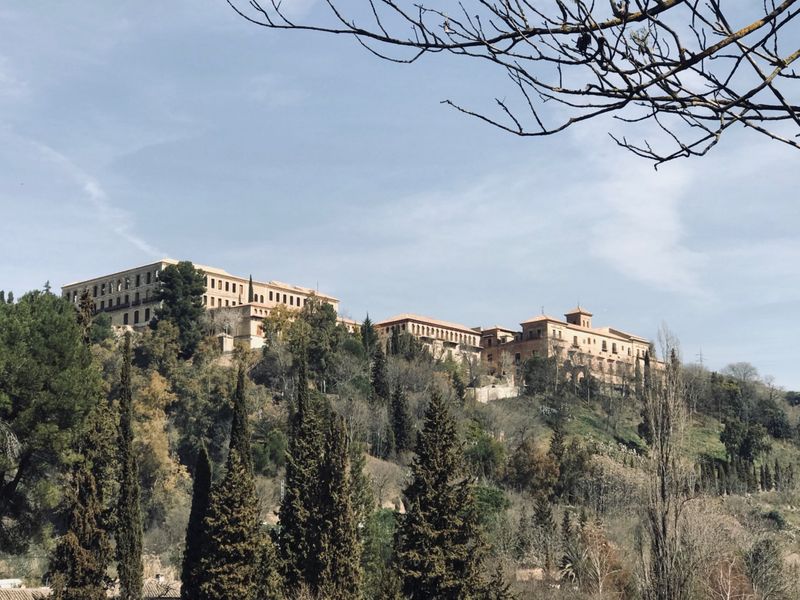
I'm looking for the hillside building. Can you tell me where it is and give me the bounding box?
[61,259,339,349]
[480,307,651,384]
[374,314,482,362]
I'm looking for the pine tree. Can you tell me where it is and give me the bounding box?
[389,383,412,454]
[370,346,390,404]
[317,415,363,598]
[199,367,260,600]
[395,390,486,599]
[116,333,143,600]
[279,355,326,593]
[77,289,95,346]
[181,445,212,600]
[49,464,111,600]
[361,314,378,357]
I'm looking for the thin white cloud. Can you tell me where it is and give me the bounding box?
[34,141,165,257]
[587,162,708,298]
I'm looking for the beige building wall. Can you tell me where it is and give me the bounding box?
[481,308,650,385]
[374,314,482,362]
[61,259,339,349]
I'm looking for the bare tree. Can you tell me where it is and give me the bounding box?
[228,1,800,165]
[638,329,696,600]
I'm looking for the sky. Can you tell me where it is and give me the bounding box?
[1,2,798,389]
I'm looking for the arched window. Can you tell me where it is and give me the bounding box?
[144,308,150,321]
[123,313,129,325]
[134,311,140,324]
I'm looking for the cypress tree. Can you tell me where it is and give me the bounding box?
[774,459,783,491]
[349,442,375,532]
[116,333,143,600]
[395,390,485,599]
[370,346,390,404]
[317,415,363,598]
[279,354,326,593]
[763,462,773,491]
[361,314,378,357]
[199,367,260,600]
[49,464,111,600]
[451,371,467,404]
[254,528,282,600]
[389,383,412,454]
[181,445,212,600]
[483,565,516,600]
[248,275,254,303]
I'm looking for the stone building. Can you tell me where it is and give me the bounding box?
[480,307,651,385]
[61,259,339,349]
[374,314,482,362]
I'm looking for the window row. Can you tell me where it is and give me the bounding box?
[122,308,151,326]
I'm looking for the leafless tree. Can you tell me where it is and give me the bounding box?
[638,329,697,600]
[228,0,800,165]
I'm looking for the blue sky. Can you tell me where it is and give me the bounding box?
[1,2,798,389]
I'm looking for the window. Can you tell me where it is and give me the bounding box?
[93,285,98,297]
[100,300,105,309]
[124,294,129,304]
[225,282,229,292]
[260,295,264,303]
[146,272,152,285]
[602,340,607,352]
[116,297,121,306]
[574,336,578,345]
[144,308,150,321]
[211,278,215,289]
[290,296,294,306]
[515,353,521,365]
[134,311,140,324]
[612,343,617,354]
[101,283,106,295]
[232,283,236,293]
[124,277,130,290]
[123,313,129,325]
[488,353,493,362]
[487,338,492,347]
[135,292,140,303]
[283,294,287,303]
[210,297,215,307]
[225,299,229,306]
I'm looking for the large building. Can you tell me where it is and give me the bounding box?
[61,259,339,349]
[374,314,483,362]
[480,307,651,384]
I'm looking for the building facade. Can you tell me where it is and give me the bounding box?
[374,314,482,362]
[61,259,339,349]
[480,307,651,384]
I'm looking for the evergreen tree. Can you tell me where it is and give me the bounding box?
[181,446,212,600]
[317,415,363,598]
[76,289,95,347]
[349,442,375,533]
[483,565,516,600]
[361,314,378,357]
[452,371,467,405]
[533,497,556,570]
[248,275,254,303]
[254,529,282,600]
[390,327,401,356]
[116,334,143,600]
[199,367,260,600]
[153,261,205,358]
[370,346,390,404]
[389,383,412,454]
[395,390,486,599]
[560,510,572,546]
[279,355,326,593]
[49,464,111,600]
[763,462,773,491]
[774,459,783,491]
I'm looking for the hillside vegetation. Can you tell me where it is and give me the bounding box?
[1,276,799,599]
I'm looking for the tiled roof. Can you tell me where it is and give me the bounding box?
[519,314,562,324]
[564,306,593,316]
